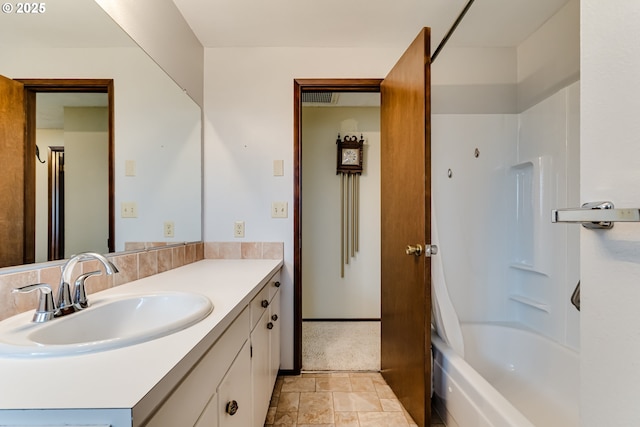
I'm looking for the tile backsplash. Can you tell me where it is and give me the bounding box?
[0,241,283,322]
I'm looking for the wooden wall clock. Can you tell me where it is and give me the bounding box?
[336,134,364,174]
[336,134,364,277]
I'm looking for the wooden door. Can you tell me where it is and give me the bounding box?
[380,28,431,427]
[0,75,26,268]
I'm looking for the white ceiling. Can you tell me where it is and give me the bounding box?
[172,0,572,50]
[0,0,572,52]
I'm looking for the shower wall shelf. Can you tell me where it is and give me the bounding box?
[508,294,551,313]
[552,201,640,229]
[508,263,549,277]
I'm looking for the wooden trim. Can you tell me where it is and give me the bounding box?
[302,318,381,322]
[107,80,115,253]
[17,78,116,258]
[293,79,382,93]
[22,89,36,264]
[48,147,65,260]
[16,79,115,92]
[293,78,382,375]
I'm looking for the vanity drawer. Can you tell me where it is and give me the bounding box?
[267,271,281,302]
[250,285,270,331]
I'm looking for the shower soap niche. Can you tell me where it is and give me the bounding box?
[509,156,554,276]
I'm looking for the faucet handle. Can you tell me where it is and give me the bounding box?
[73,271,101,308]
[12,284,55,323]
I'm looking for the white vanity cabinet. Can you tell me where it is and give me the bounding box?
[250,272,281,426]
[144,270,281,427]
[0,260,283,427]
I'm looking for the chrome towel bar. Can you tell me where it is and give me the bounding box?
[552,201,640,229]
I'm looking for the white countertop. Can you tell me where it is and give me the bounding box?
[0,259,282,414]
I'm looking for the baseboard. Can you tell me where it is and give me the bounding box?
[278,368,301,376]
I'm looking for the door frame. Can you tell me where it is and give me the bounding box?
[292,78,382,374]
[48,146,65,260]
[17,79,115,261]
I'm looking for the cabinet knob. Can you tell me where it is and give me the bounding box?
[271,314,278,321]
[226,400,239,416]
[261,299,269,308]
[267,322,274,330]
[274,281,281,288]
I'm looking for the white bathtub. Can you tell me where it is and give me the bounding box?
[431,323,579,427]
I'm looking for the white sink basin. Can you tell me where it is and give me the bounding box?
[0,292,213,357]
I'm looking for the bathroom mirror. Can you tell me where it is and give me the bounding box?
[0,0,202,268]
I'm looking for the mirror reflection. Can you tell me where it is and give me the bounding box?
[0,0,202,268]
[35,92,110,263]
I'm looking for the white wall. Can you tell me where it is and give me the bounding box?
[432,47,517,114]
[0,46,202,250]
[301,107,381,319]
[95,0,204,107]
[517,0,580,112]
[510,82,580,349]
[432,114,517,323]
[581,1,640,424]
[64,107,109,257]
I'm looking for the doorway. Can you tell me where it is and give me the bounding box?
[293,79,383,374]
[299,89,382,371]
[18,79,115,263]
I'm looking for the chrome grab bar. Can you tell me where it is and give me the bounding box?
[552,201,640,229]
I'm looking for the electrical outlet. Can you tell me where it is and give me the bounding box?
[121,202,138,218]
[164,221,175,238]
[234,221,245,238]
[271,202,288,218]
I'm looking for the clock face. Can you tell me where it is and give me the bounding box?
[341,148,359,165]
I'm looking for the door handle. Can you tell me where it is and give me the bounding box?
[552,201,640,229]
[405,244,438,257]
[406,244,422,256]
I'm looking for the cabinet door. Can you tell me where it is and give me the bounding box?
[194,393,218,427]
[251,308,271,426]
[218,341,252,427]
[269,289,281,386]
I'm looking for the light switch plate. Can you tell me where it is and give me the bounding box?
[125,160,136,176]
[273,160,284,176]
[271,202,287,218]
[121,202,138,218]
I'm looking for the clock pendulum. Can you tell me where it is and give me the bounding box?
[336,134,364,277]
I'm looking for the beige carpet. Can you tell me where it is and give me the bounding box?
[302,321,380,371]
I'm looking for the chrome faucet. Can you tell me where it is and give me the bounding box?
[56,252,119,315]
[13,252,119,322]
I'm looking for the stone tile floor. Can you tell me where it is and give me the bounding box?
[264,372,446,427]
